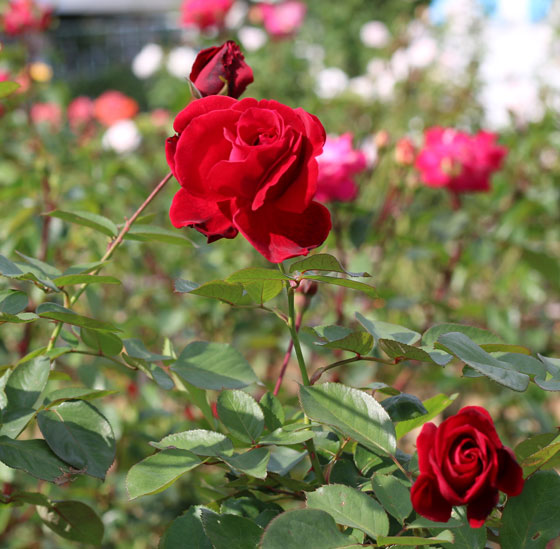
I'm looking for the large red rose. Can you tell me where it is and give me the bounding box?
[166,96,331,263]
[411,406,524,528]
[190,41,253,99]
[415,127,507,194]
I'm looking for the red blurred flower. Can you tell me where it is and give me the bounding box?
[190,40,253,99]
[395,137,416,165]
[411,406,524,528]
[166,95,331,263]
[415,127,507,194]
[67,96,94,131]
[93,91,139,127]
[258,1,306,39]
[181,0,233,30]
[1,0,52,36]
[30,101,61,130]
[315,133,367,203]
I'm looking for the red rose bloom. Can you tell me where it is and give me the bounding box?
[166,95,331,263]
[415,127,507,193]
[190,41,254,99]
[411,406,524,528]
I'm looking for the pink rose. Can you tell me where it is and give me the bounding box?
[67,96,94,131]
[394,137,416,166]
[30,102,62,130]
[93,91,139,127]
[415,127,507,194]
[181,0,234,30]
[258,1,306,39]
[315,133,367,203]
[1,0,52,36]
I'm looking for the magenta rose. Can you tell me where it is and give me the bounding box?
[258,1,306,39]
[411,406,524,528]
[181,0,233,30]
[190,41,254,99]
[415,127,507,193]
[1,0,52,36]
[315,133,367,203]
[166,96,332,263]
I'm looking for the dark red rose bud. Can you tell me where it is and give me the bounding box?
[190,40,254,99]
[297,279,318,297]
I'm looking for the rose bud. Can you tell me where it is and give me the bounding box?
[394,137,416,165]
[411,406,524,528]
[190,41,254,99]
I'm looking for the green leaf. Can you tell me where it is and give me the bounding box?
[318,331,374,355]
[44,387,117,407]
[0,81,20,98]
[160,506,212,549]
[37,500,104,545]
[216,390,264,444]
[0,290,28,315]
[123,338,170,362]
[152,430,233,457]
[437,332,529,391]
[500,471,560,548]
[0,437,76,483]
[37,400,116,480]
[378,339,452,365]
[125,357,174,390]
[395,393,457,439]
[289,254,370,277]
[240,280,283,304]
[259,427,313,445]
[307,484,389,540]
[5,356,50,412]
[303,275,376,298]
[356,313,420,344]
[172,342,258,391]
[499,353,547,379]
[201,509,263,549]
[37,303,121,333]
[0,408,36,438]
[371,474,412,523]
[53,274,121,287]
[0,312,38,324]
[267,446,306,475]
[126,448,202,500]
[222,448,270,479]
[522,249,560,291]
[227,268,289,282]
[440,508,487,549]
[380,393,428,422]
[259,392,284,432]
[15,252,62,278]
[0,255,59,292]
[261,509,356,549]
[515,432,560,476]
[46,209,118,237]
[422,323,501,347]
[299,383,396,457]
[124,224,193,246]
[480,343,531,355]
[81,329,123,356]
[377,531,454,545]
[175,279,252,306]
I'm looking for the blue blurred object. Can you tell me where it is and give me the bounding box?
[429,0,553,24]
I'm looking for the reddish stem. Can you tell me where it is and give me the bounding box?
[273,310,303,396]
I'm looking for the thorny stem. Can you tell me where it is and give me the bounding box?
[310,355,397,385]
[46,172,173,352]
[273,310,302,396]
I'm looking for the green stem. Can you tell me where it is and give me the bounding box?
[45,172,173,352]
[310,355,396,385]
[287,287,310,386]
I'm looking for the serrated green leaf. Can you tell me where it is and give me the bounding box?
[221,448,270,479]
[437,332,529,391]
[267,446,306,476]
[377,531,454,545]
[217,390,264,444]
[259,392,284,431]
[259,427,313,445]
[37,400,116,480]
[160,506,212,549]
[37,303,121,332]
[0,312,38,324]
[43,387,117,407]
[123,338,170,362]
[152,430,233,457]
[172,342,257,391]
[81,329,123,356]
[379,339,451,365]
[422,323,501,348]
[299,383,396,457]
[201,508,263,549]
[5,356,50,412]
[124,224,193,246]
[395,393,457,439]
[307,484,389,539]
[371,474,412,524]
[175,279,251,306]
[381,393,427,422]
[515,432,560,476]
[127,448,201,500]
[356,313,420,344]
[53,274,121,287]
[319,331,374,355]
[0,290,28,315]
[303,275,376,298]
[289,254,370,277]
[37,500,104,545]
[47,209,118,237]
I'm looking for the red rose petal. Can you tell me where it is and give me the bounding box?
[466,487,499,528]
[410,473,453,523]
[417,422,437,474]
[173,95,237,133]
[496,446,525,497]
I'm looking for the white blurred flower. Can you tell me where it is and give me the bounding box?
[390,49,409,81]
[102,120,141,154]
[225,1,248,29]
[315,67,349,99]
[360,20,390,48]
[406,36,438,69]
[348,76,376,100]
[359,135,378,167]
[132,43,164,79]
[374,71,396,101]
[238,26,268,51]
[166,46,198,79]
[366,59,386,78]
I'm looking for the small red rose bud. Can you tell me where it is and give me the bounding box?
[297,279,318,297]
[374,130,390,149]
[211,402,219,419]
[190,40,254,99]
[394,137,416,165]
[2,483,13,497]
[126,381,139,399]
[183,405,196,421]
